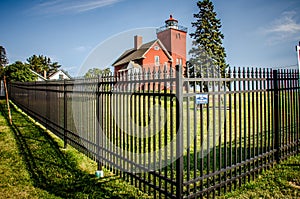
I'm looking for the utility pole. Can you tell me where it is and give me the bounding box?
[0,46,12,125]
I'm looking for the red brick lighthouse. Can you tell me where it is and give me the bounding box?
[156,15,187,67]
[113,15,187,73]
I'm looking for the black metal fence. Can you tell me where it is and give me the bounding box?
[8,66,300,198]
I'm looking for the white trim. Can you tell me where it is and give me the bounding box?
[29,69,47,81]
[142,39,173,62]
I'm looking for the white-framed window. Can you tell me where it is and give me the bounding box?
[176,58,179,65]
[154,46,160,51]
[155,56,160,66]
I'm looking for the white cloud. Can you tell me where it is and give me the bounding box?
[30,0,122,15]
[262,11,300,44]
[267,11,300,33]
[66,0,122,13]
[74,45,90,52]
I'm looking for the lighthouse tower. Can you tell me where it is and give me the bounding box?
[156,15,187,67]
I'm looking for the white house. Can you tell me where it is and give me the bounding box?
[48,70,71,80]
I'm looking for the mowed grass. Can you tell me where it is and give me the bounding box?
[217,154,300,199]
[0,100,151,199]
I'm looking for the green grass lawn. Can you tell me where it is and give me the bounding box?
[0,100,151,199]
[217,154,300,199]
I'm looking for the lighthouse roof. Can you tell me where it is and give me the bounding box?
[165,15,178,23]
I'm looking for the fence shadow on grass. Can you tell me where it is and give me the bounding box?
[0,101,146,199]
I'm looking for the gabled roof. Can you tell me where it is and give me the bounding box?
[118,61,142,72]
[29,69,47,81]
[112,39,173,67]
[48,70,72,79]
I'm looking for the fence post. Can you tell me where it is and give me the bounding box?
[64,79,68,149]
[96,75,104,178]
[176,65,183,199]
[273,70,280,162]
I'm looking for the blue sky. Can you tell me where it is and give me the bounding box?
[1,0,300,76]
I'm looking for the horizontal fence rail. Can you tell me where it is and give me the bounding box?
[8,66,300,198]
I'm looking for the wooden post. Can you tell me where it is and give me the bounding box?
[3,76,12,125]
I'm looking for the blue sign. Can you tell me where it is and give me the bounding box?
[196,94,208,105]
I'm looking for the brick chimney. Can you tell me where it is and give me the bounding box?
[134,35,142,50]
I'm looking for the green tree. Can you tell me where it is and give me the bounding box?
[189,0,228,81]
[27,55,61,78]
[0,46,8,79]
[84,67,111,78]
[5,61,37,82]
